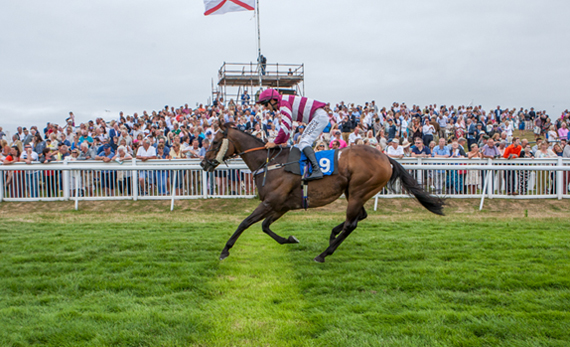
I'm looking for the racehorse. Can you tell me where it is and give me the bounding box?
[201,121,444,262]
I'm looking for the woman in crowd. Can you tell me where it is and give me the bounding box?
[455,117,466,139]
[314,141,328,152]
[535,141,557,194]
[466,143,482,194]
[422,119,435,147]
[428,140,437,154]
[504,120,514,142]
[547,125,559,143]
[553,143,564,156]
[3,145,24,197]
[411,118,422,142]
[365,130,378,147]
[0,139,10,160]
[32,132,46,155]
[557,122,569,141]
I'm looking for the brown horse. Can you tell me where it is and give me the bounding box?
[201,122,444,262]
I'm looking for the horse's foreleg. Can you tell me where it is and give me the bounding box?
[329,207,367,245]
[262,211,299,244]
[220,202,271,260]
[316,201,363,263]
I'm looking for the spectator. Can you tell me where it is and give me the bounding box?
[95,144,116,195]
[548,125,559,143]
[411,138,431,158]
[155,143,170,195]
[136,139,157,195]
[535,141,557,194]
[385,139,404,159]
[21,144,40,197]
[448,140,465,194]
[314,141,328,152]
[329,131,347,149]
[348,127,362,145]
[466,144,482,194]
[503,137,522,195]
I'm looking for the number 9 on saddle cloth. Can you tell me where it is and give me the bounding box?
[285,148,339,177]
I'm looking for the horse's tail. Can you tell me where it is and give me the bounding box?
[387,157,445,216]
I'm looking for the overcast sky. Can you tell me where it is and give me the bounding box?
[1,0,568,135]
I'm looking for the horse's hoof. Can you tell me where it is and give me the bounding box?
[314,255,325,263]
[288,236,300,243]
[219,252,229,261]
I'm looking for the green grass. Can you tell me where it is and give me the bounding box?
[1,199,570,346]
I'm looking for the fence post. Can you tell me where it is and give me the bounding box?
[63,161,70,201]
[170,170,177,211]
[202,170,208,198]
[480,159,493,211]
[557,156,563,200]
[487,158,490,199]
[132,158,138,201]
[75,170,80,211]
[0,171,4,202]
[417,157,422,189]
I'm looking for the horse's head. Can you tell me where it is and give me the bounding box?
[200,120,237,172]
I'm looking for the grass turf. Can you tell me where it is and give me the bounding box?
[1,199,569,346]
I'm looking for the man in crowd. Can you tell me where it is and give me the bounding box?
[385,139,404,159]
[412,138,431,158]
[136,138,157,195]
[348,127,362,145]
[95,144,116,195]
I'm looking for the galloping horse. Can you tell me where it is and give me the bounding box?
[201,121,444,262]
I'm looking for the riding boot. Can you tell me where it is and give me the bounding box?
[302,147,323,181]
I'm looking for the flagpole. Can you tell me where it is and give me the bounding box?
[256,0,262,90]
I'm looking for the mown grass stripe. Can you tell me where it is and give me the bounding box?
[196,225,315,346]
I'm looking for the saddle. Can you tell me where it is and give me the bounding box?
[284,147,339,178]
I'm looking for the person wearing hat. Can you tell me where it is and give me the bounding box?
[329,130,347,149]
[385,138,405,159]
[257,88,329,180]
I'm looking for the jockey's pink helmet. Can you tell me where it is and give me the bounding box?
[257,89,280,104]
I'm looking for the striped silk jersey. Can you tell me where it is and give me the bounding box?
[273,95,327,144]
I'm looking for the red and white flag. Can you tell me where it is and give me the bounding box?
[203,0,255,16]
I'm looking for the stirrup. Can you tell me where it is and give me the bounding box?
[305,169,323,181]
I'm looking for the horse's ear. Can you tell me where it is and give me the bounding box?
[218,116,226,130]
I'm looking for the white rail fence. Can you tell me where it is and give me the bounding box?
[1,158,569,211]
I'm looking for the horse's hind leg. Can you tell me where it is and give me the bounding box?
[316,200,363,263]
[262,211,299,244]
[220,202,271,260]
[329,207,367,246]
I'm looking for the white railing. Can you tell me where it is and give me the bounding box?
[1,158,569,210]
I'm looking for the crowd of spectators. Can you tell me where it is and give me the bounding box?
[1,94,570,198]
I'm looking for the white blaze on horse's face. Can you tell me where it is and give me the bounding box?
[215,139,229,165]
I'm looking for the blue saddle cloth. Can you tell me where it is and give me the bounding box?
[299,149,336,176]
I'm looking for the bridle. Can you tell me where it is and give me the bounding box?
[204,128,269,169]
[203,128,281,174]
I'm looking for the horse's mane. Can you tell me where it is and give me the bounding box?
[226,123,267,147]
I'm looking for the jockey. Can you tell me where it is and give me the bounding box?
[257,89,329,181]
